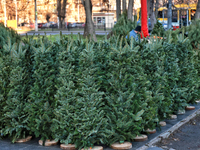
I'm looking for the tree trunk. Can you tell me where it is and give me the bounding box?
[127,0,134,20]
[167,0,172,30]
[59,17,62,28]
[35,0,38,31]
[155,0,159,18]
[61,0,66,28]
[57,0,67,29]
[57,0,61,28]
[122,0,126,13]
[195,0,200,19]
[147,0,156,29]
[116,0,121,21]
[81,0,97,41]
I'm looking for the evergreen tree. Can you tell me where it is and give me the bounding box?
[0,38,17,137]
[162,40,183,113]
[104,37,158,144]
[27,40,58,141]
[53,40,108,149]
[0,23,20,49]
[151,20,165,37]
[2,43,32,142]
[174,35,199,106]
[107,12,137,39]
[139,38,171,120]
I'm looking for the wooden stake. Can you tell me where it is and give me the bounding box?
[60,144,76,150]
[134,134,148,142]
[15,136,32,143]
[38,139,58,146]
[111,142,132,150]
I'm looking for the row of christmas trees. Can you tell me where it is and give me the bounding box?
[0,21,200,149]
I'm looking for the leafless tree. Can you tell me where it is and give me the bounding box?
[46,12,52,23]
[122,0,126,12]
[81,0,97,41]
[57,0,67,29]
[195,0,200,19]
[168,0,172,29]
[127,0,134,20]
[116,0,121,21]
[148,0,156,29]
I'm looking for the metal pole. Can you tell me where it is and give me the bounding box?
[162,10,164,23]
[167,0,172,30]
[35,0,38,31]
[4,0,7,27]
[187,10,188,26]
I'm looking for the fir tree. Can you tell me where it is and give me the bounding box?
[0,38,17,137]
[104,37,158,144]
[27,40,58,142]
[53,40,108,149]
[174,35,199,106]
[139,38,172,120]
[2,42,32,142]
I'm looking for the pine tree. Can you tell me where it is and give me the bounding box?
[53,40,108,149]
[151,20,165,37]
[27,39,58,141]
[0,38,17,137]
[2,42,32,142]
[139,38,172,120]
[162,39,183,113]
[0,23,20,49]
[104,37,158,144]
[174,35,199,106]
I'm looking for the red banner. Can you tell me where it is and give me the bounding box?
[141,0,149,38]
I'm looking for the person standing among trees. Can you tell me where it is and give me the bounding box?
[126,26,141,40]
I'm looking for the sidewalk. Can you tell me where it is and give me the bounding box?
[0,103,200,150]
[17,30,111,36]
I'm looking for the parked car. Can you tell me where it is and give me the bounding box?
[82,23,85,27]
[76,22,83,28]
[71,23,77,27]
[68,23,73,28]
[38,23,44,28]
[49,23,58,28]
[30,23,34,28]
[42,22,55,28]
[18,22,29,27]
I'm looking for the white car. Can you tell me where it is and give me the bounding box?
[42,22,55,28]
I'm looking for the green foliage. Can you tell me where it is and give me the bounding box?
[28,39,59,141]
[109,12,137,38]
[186,20,200,49]
[2,42,32,142]
[104,37,157,144]
[0,23,21,49]
[0,38,17,136]
[151,20,165,37]
[138,38,171,120]
[0,25,200,148]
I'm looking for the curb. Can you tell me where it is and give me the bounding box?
[136,108,200,150]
